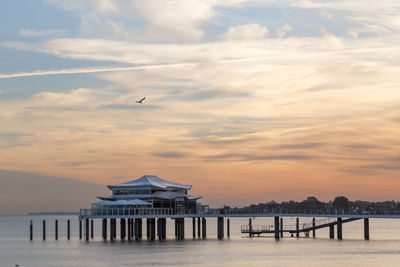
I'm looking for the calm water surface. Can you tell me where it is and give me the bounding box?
[1,215,400,266]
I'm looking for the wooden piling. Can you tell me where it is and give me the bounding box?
[197,217,201,237]
[329,224,334,239]
[110,219,114,241]
[192,217,196,238]
[85,218,89,241]
[337,217,342,240]
[67,220,70,240]
[296,218,299,237]
[55,220,58,240]
[90,219,94,239]
[128,219,131,241]
[217,217,224,239]
[227,218,230,237]
[274,216,279,240]
[312,218,316,238]
[43,220,46,241]
[134,218,142,240]
[151,218,156,240]
[364,218,369,240]
[29,220,33,241]
[280,218,283,237]
[202,217,206,238]
[79,219,82,240]
[249,218,252,237]
[102,219,107,240]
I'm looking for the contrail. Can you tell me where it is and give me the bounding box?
[0,62,196,79]
[0,56,272,79]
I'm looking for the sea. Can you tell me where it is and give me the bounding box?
[1,215,400,266]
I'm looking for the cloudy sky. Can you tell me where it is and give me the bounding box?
[1,0,400,213]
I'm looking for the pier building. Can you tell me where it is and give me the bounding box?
[94,175,201,214]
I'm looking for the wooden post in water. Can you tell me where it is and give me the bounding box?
[217,217,224,239]
[90,219,93,239]
[312,218,316,238]
[202,217,206,238]
[296,218,299,238]
[249,218,252,237]
[364,218,369,240]
[85,218,89,241]
[192,217,196,238]
[67,220,70,240]
[274,216,280,240]
[43,220,46,241]
[329,224,334,239]
[337,217,342,240]
[29,220,33,241]
[79,219,82,240]
[280,218,283,237]
[30,220,33,241]
[227,218,230,237]
[55,220,58,240]
[197,217,201,237]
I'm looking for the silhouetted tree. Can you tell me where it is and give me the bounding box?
[332,196,350,209]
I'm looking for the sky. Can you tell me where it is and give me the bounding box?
[1,0,400,214]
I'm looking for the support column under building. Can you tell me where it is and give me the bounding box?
[127,219,131,241]
[280,218,283,237]
[337,217,342,240]
[85,218,89,241]
[274,216,280,240]
[134,218,142,241]
[147,219,151,240]
[121,218,126,240]
[217,217,224,239]
[110,218,114,241]
[296,218,299,238]
[364,218,369,240]
[102,219,107,240]
[150,218,156,240]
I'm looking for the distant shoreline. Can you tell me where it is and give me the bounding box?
[27,211,79,216]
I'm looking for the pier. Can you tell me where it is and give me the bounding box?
[27,175,400,242]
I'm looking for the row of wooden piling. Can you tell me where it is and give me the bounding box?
[30,217,213,241]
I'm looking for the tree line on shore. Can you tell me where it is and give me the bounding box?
[228,196,400,214]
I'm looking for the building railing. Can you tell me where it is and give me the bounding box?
[80,207,400,218]
[208,208,400,216]
[80,208,199,217]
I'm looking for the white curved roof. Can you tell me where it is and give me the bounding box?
[108,175,192,190]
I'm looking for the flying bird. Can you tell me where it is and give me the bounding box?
[136,97,146,104]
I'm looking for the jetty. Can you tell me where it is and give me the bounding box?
[29,175,400,242]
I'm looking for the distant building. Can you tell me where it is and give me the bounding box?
[92,175,202,213]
